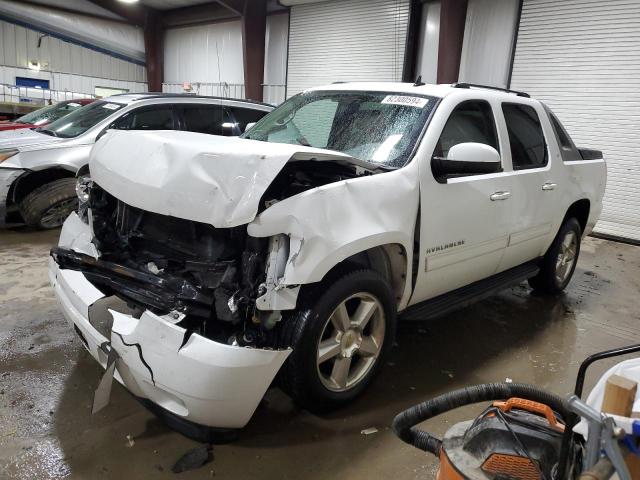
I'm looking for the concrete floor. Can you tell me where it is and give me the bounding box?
[1,228,639,479]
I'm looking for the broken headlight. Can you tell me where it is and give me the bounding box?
[0,148,18,163]
[76,175,92,221]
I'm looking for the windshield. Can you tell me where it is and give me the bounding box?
[17,101,89,126]
[38,101,125,138]
[243,90,437,168]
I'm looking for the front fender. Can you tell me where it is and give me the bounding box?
[247,166,419,286]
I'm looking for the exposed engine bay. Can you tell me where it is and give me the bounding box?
[53,161,363,348]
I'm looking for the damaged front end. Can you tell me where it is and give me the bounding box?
[56,183,278,347]
[50,207,293,429]
[49,129,402,430]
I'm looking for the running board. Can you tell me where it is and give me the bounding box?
[401,261,540,321]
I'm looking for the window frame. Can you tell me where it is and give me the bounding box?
[430,98,503,183]
[501,102,549,171]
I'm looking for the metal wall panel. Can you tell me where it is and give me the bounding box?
[163,20,245,85]
[0,19,147,95]
[287,0,410,97]
[510,0,640,241]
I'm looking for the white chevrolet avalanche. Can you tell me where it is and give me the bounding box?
[49,82,606,435]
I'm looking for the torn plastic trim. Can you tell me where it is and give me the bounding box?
[58,211,99,258]
[51,247,213,318]
[256,234,301,312]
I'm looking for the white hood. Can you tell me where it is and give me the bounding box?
[90,130,366,228]
[0,127,65,150]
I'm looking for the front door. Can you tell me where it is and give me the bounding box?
[411,99,512,303]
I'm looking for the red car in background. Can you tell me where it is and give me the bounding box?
[0,99,95,131]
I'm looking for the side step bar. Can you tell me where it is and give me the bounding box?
[401,261,540,321]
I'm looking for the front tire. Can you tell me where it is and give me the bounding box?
[19,178,78,229]
[529,217,581,294]
[279,268,397,413]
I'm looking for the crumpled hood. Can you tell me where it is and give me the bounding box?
[0,127,65,150]
[90,130,366,228]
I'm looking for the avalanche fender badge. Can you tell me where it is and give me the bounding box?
[381,95,429,108]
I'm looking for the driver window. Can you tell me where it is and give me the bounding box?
[431,100,500,183]
[434,100,499,158]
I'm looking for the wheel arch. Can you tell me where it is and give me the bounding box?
[315,242,410,309]
[8,167,76,206]
[564,199,590,235]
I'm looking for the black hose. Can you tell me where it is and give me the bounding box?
[392,383,573,456]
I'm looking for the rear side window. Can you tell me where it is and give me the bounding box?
[548,112,572,149]
[545,108,582,161]
[435,100,499,158]
[112,106,176,131]
[230,107,269,132]
[182,105,234,136]
[502,103,548,169]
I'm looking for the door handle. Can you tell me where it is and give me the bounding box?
[542,182,557,191]
[490,191,511,201]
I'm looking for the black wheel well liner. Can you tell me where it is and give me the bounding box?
[564,199,590,234]
[8,168,76,206]
[320,244,408,307]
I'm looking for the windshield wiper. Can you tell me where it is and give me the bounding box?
[296,135,311,147]
[36,128,58,137]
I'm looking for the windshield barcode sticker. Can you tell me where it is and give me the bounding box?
[381,95,429,108]
[102,103,120,110]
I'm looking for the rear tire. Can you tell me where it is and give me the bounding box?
[278,268,397,413]
[19,178,78,229]
[528,217,581,294]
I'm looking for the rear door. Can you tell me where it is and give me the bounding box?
[497,102,558,271]
[412,99,512,302]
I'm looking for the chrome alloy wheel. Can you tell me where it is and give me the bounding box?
[555,230,578,284]
[316,293,386,392]
[40,198,78,228]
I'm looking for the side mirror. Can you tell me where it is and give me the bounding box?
[244,122,256,133]
[432,142,502,180]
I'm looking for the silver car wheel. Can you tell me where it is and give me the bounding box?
[555,230,578,285]
[316,293,386,393]
[40,198,78,229]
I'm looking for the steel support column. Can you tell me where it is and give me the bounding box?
[242,0,267,101]
[437,0,468,84]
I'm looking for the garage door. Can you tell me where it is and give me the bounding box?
[287,0,409,97]
[510,0,640,242]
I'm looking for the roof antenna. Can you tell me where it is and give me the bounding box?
[413,75,425,87]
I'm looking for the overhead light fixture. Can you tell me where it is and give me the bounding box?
[28,60,41,71]
[117,0,139,3]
